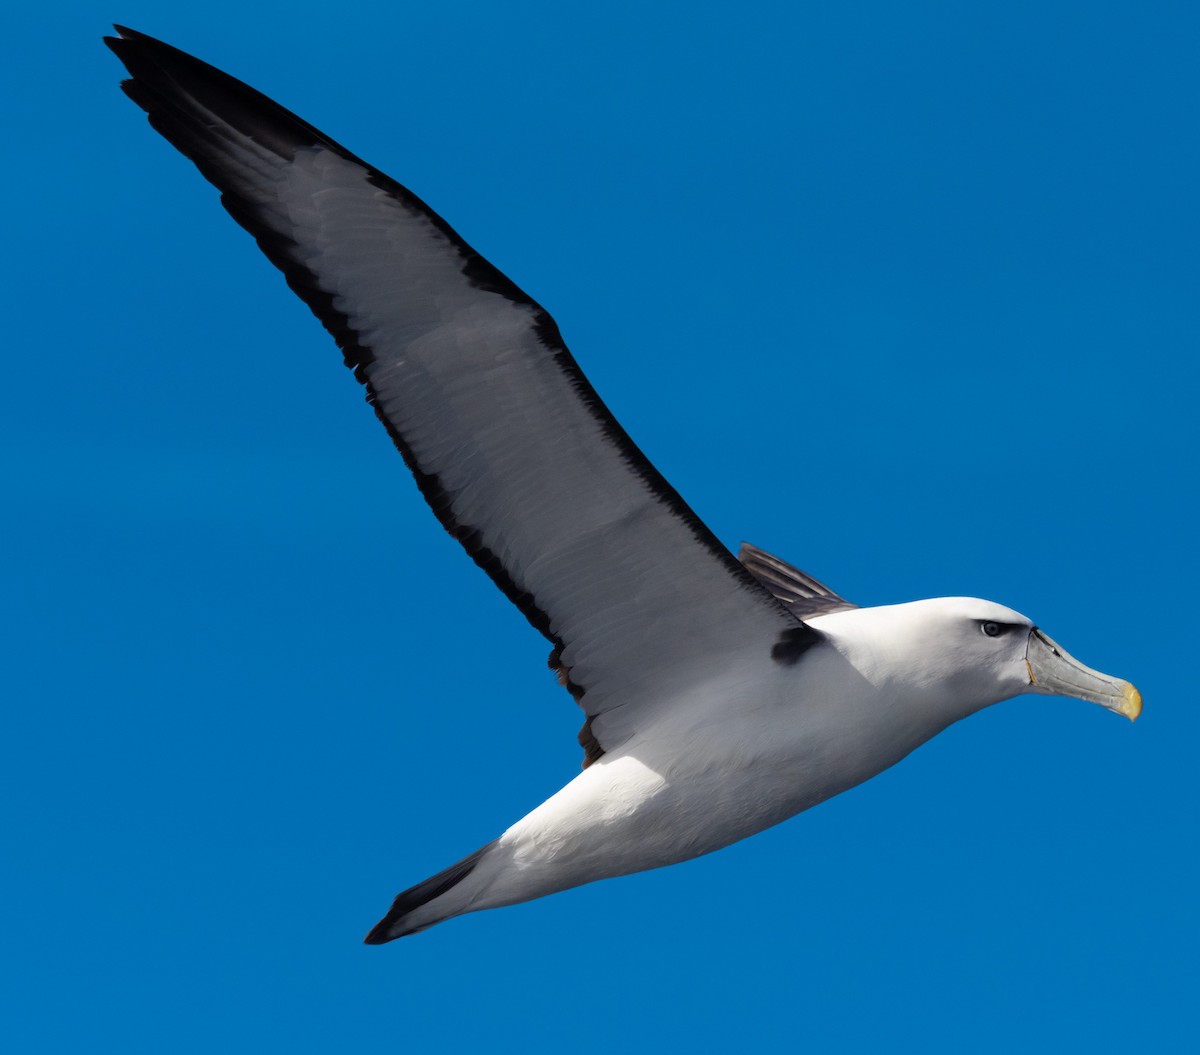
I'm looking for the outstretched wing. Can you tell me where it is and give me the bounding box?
[106,27,815,759]
[738,543,858,619]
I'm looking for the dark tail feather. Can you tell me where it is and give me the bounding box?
[363,842,495,944]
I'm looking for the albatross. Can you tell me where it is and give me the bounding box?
[105,26,1142,943]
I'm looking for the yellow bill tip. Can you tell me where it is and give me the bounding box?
[1120,683,1143,722]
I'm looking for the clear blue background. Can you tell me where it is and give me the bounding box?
[4,2,1196,1051]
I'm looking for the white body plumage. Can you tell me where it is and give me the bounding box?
[397,599,1043,933]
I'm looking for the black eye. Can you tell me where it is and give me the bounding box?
[981,621,1002,637]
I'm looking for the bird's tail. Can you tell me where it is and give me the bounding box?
[363,842,497,944]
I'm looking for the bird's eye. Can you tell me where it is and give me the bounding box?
[981,621,1002,637]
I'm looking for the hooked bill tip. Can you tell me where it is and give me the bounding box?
[1121,683,1143,722]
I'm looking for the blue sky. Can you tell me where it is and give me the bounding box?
[4,2,1196,1050]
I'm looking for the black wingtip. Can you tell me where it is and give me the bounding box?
[104,25,166,59]
[108,25,180,48]
[104,24,353,167]
[102,28,128,59]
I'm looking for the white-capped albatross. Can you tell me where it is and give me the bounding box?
[105,26,1142,943]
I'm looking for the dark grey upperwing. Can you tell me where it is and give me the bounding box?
[106,27,816,760]
[738,543,858,619]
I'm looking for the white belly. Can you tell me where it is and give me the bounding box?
[478,650,950,911]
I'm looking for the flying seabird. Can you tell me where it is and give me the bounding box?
[105,26,1142,943]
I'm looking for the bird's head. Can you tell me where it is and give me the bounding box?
[832,597,1142,722]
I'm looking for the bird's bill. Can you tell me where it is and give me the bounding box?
[1025,628,1142,721]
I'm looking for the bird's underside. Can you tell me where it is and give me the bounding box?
[106,27,1140,943]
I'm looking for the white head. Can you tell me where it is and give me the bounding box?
[816,597,1142,726]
